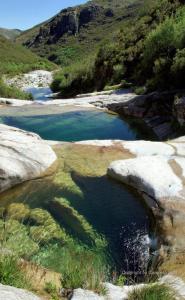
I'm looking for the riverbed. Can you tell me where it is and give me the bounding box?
[0,85,155,278]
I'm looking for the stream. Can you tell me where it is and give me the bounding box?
[0,87,155,278]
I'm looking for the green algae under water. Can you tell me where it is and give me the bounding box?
[0,109,156,142]
[0,143,151,277]
[0,105,154,278]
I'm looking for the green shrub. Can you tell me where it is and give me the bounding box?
[44,281,60,300]
[134,86,146,95]
[128,283,176,300]
[171,48,185,87]
[141,5,185,90]
[0,35,55,77]
[115,274,127,286]
[51,58,95,97]
[144,18,175,64]
[111,64,126,85]
[0,79,33,100]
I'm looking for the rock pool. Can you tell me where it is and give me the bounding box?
[0,90,155,278]
[0,140,152,277]
[0,107,156,142]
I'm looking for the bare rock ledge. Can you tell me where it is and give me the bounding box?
[0,284,41,300]
[0,124,57,193]
[100,138,185,257]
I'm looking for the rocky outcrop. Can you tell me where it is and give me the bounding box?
[5,70,53,90]
[71,275,185,299]
[103,137,185,261]
[0,98,33,106]
[0,124,57,193]
[76,138,185,270]
[0,284,41,300]
[173,96,185,126]
[26,3,107,46]
[0,89,136,108]
[71,282,146,300]
[107,91,179,140]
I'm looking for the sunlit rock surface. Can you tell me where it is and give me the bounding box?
[0,284,41,300]
[72,275,185,299]
[5,70,53,90]
[102,137,185,263]
[0,124,57,193]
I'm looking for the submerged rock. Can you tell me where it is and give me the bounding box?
[0,124,57,193]
[0,284,41,300]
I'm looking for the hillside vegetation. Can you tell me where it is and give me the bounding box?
[14,0,185,97]
[0,35,55,99]
[0,35,55,77]
[17,0,155,67]
[49,0,184,96]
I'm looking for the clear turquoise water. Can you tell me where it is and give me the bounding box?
[26,87,52,101]
[0,110,155,142]
[0,97,154,275]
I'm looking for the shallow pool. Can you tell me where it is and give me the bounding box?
[0,109,155,142]
[0,97,155,277]
[0,143,151,276]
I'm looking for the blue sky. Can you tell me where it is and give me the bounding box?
[0,0,86,30]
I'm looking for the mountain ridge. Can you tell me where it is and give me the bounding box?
[0,28,22,40]
[17,0,151,66]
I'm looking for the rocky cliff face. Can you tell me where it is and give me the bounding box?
[17,0,145,65]
[24,3,111,47]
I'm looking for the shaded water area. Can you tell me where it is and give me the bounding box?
[0,143,151,276]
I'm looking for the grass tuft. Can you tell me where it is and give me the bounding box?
[0,254,30,289]
[128,283,176,300]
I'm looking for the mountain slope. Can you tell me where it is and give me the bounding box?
[0,35,55,76]
[17,0,155,66]
[49,0,183,97]
[0,28,22,40]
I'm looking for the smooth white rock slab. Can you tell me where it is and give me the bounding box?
[123,141,175,157]
[0,98,33,106]
[72,283,146,300]
[169,142,185,156]
[0,89,136,108]
[108,156,183,199]
[0,284,41,300]
[104,282,146,300]
[0,124,57,193]
[76,140,123,147]
[71,289,104,300]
